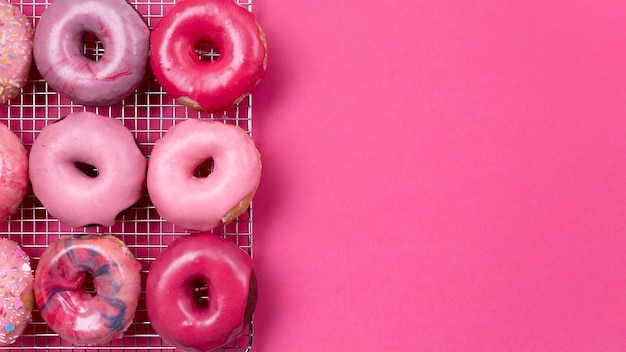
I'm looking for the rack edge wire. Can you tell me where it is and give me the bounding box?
[0,0,256,350]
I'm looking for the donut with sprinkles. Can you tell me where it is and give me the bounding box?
[0,0,33,105]
[0,237,34,346]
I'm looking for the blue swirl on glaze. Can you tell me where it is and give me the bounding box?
[99,297,127,332]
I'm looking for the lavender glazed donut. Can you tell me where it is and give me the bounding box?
[0,237,34,346]
[33,235,141,345]
[29,112,147,227]
[147,119,261,232]
[33,0,149,106]
[0,0,33,105]
[0,122,28,221]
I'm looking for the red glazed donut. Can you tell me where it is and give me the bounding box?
[150,0,267,112]
[33,235,142,346]
[29,112,147,228]
[0,0,33,105]
[33,0,149,106]
[147,119,261,232]
[146,234,257,352]
[0,122,28,221]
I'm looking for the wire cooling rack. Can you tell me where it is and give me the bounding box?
[0,0,255,350]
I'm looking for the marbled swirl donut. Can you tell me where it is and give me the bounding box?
[33,235,141,346]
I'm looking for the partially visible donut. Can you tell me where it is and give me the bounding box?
[0,237,33,346]
[146,233,257,352]
[0,122,28,221]
[33,0,149,106]
[0,0,33,105]
[29,112,147,227]
[150,0,267,112]
[147,119,261,232]
[33,235,142,346]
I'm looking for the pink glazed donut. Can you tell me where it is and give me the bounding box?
[147,119,261,232]
[29,112,147,228]
[33,0,149,106]
[0,122,28,221]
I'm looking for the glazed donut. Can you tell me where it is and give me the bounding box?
[0,122,28,221]
[0,0,33,105]
[147,119,261,232]
[33,0,149,106]
[33,235,142,346]
[146,234,257,352]
[150,0,267,112]
[0,238,34,346]
[29,112,147,228]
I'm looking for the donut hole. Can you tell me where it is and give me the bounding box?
[195,40,220,62]
[74,161,99,178]
[193,158,214,178]
[83,273,97,297]
[83,32,104,61]
[192,278,210,308]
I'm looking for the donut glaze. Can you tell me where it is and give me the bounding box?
[33,0,149,106]
[29,112,147,228]
[0,238,34,346]
[33,235,142,346]
[147,119,261,232]
[0,122,28,221]
[0,0,33,105]
[146,234,257,352]
[150,0,267,112]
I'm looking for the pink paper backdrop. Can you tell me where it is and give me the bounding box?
[252,0,626,350]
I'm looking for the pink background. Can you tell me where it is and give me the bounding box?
[252,0,626,350]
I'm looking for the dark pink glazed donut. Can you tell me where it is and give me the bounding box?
[29,112,147,228]
[150,0,267,112]
[34,235,142,346]
[146,233,257,352]
[33,0,149,106]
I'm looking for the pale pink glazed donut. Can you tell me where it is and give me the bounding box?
[29,112,147,227]
[0,122,28,221]
[147,119,261,232]
[33,235,142,346]
[33,0,149,106]
[150,0,267,112]
[0,237,34,346]
[146,233,257,352]
[0,0,33,105]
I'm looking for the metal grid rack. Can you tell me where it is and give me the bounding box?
[0,0,255,350]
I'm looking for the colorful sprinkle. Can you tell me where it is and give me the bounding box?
[13,299,22,310]
[5,324,15,333]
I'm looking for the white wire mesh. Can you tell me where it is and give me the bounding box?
[0,0,255,350]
